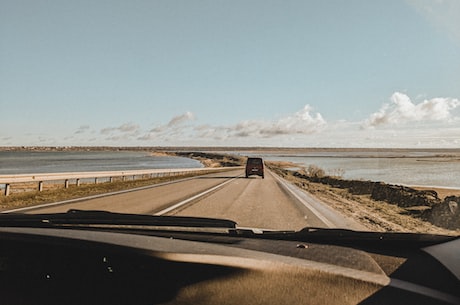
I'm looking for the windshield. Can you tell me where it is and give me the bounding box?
[0,1,459,237]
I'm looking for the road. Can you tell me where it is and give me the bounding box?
[24,168,365,230]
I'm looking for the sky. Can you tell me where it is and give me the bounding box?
[1,0,459,148]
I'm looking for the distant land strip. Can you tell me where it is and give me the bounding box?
[2,146,460,154]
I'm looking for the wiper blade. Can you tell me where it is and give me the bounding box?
[252,227,458,247]
[0,209,237,229]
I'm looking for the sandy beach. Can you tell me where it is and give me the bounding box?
[412,186,460,200]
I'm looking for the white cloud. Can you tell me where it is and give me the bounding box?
[74,125,90,134]
[101,123,140,135]
[118,123,140,133]
[152,112,195,132]
[167,111,195,127]
[139,112,195,141]
[266,105,326,136]
[363,92,460,128]
[227,105,326,138]
[99,123,141,142]
[137,105,326,144]
[194,125,227,140]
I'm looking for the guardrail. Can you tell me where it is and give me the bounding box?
[0,167,239,196]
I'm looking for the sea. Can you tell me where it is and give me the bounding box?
[0,151,203,175]
[1,149,459,189]
[242,150,460,189]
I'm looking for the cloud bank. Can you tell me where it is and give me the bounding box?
[227,105,326,138]
[135,106,325,143]
[65,92,459,147]
[363,92,460,128]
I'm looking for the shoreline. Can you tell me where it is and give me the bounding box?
[411,186,460,200]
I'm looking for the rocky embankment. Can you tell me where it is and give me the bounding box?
[270,166,460,230]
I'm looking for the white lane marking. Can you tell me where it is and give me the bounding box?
[270,170,335,228]
[155,177,240,215]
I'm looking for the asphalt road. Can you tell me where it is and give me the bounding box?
[26,168,363,230]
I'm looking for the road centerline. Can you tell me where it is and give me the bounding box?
[155,176,241,216]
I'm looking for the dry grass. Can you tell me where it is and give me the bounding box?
[274,168,459,236]
[265,160,300,168]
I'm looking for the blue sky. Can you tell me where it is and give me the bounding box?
[1,0,459,147]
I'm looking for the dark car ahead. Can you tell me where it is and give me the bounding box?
[245,157,264,178]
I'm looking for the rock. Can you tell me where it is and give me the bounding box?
[423,196,460,229]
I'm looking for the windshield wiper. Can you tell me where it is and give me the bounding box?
[0,209,237,229]
[0,211,456,247]
[241,227,458,247]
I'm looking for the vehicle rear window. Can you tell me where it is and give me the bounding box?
[247,158,262,165]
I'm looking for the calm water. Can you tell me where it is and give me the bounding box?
[247,151,460,189]
[0,151,203,175]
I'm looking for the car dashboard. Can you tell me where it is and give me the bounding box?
[0,226,459,305]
